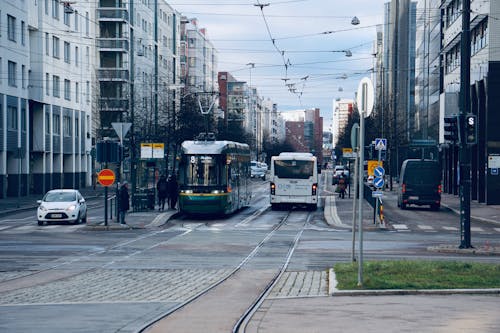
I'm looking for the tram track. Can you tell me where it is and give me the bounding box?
[141,209,313,333]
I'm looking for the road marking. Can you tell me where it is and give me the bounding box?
[471,227,484,232]
[442,226,458,231]
[0,225,11,231]
[236,206,268,227]
[417,225,434,230]
[392,224,408,230]
[495,228,500,233]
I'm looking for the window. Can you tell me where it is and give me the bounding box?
[45,112,50,134]
[86,81,89,103]
[45,32,49,55]
[53,75,60,97]
[52,0,59,19]
[45,73,49,95]
[64,9,70,26]
[21,21,25,45]
[63,115,72,136]
[45,0,49,15]
[74,11,78,31]
[64,41,70,63]
[53,114,60,134]
[85,46,89,69]
[0,57,2,85]
[85,12,89,36]
[8,61,17,87]
[7,15,16,42]
[75,118,79,137]
[64,79,70,100]
[75,82,79,102]
[53,36,60,58]
[8,106,18,130]
[22,65,26,88]
[75,46,79,66]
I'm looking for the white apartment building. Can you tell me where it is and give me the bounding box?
[0,0,95,198]
[332,99,353,148]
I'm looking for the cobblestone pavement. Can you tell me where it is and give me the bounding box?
[269,271,328,298]
[0,268,232,305]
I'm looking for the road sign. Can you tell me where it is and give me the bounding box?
[372,190,383,198]
[97,169,116,187]
[350,123,359,150]
[375,138,387,150]
[374,166,385,178]
[373,177,385,188]
[367,160,383,176]
[356,77,374,117]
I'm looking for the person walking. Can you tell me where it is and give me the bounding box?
[167,175,179,210]
[338,172,346,199]
[156,175,168,211]
[118,181,130,224]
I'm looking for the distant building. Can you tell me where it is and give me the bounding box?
[332,99,354,147]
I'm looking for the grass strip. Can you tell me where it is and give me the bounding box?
[334,260,500,290]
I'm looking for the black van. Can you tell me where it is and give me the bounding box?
[397,159,442,210]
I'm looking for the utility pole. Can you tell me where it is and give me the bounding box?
[459,0,472,248]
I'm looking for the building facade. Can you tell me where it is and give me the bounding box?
[0,0,95,198]
[332,99,354,148]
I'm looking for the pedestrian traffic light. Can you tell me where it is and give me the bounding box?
[465,114,477,145]
[443,115,459,143]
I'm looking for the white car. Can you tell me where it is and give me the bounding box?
[37,189,87,226]
[250,161,267,180]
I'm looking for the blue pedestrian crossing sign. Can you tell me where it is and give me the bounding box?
[374,166,385,177]
[374,176,385,188]
[375,138,387,150]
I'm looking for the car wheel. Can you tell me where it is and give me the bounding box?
[430,203,440,211]
[401,202,407,210]
[37,220,44,226]
[81,213,87,224]
[75,213,82,224]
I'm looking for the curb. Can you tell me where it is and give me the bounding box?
[441,202,500,226]
[331,288,500,297]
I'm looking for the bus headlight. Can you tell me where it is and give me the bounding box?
[270,182,276,195]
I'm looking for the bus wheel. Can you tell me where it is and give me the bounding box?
[309,204,317,211]
[271,203,278,211]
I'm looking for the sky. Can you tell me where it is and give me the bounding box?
[170,0,388,130]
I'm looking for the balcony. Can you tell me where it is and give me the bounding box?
[97,8,129,22]
[99,97,129,112]
[97,68,129,81]
[97,38,129,52]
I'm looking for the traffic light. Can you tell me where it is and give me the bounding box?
[444,115,459,143]
[465,114,477,145]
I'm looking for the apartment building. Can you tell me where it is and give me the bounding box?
[0,0,95,198]
[439,0,500,204]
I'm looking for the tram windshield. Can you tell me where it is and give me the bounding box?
[184,154,225,186]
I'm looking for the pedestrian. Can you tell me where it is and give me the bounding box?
[118,181,130,224]
[156,175,168,211]
[167,175,179,209]
[338,172,346,199]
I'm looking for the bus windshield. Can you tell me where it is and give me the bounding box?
[274,160,314,179]
[184,154,224,186]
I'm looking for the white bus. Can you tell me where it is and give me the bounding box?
[270,152,318,210]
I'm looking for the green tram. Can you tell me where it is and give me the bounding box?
[178,140,252,215]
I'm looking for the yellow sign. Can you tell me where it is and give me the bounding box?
[367,160,383,176]
[342,148,353,154]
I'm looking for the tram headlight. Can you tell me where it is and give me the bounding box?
[270,182,276,195]
[211,190,224,194]
[181,190,193,194]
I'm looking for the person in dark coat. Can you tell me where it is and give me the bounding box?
[119,181,130,224]
[157,175,168,211]
[338,172,346,199]
[167,175,178,209]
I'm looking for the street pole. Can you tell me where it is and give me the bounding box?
[358,110,365,287]
[351,150,358,262]
[459,0,472,248]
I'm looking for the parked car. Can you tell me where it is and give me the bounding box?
[37,189,87,226]
[397,159,442,210]
[332,165,349,184]
[251,161,267,180]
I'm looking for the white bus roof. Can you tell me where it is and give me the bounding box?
[273,152,316,160]
[181,140,250,155]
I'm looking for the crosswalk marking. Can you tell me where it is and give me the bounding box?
[417,225,434,230]
[442,226,458,231]
[393,224,408,230]
[471,227,485,232]
[1,224,86,233]
[495,228,500,233]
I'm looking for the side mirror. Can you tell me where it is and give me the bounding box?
[37,200,42,204]
[79,198,86,204]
